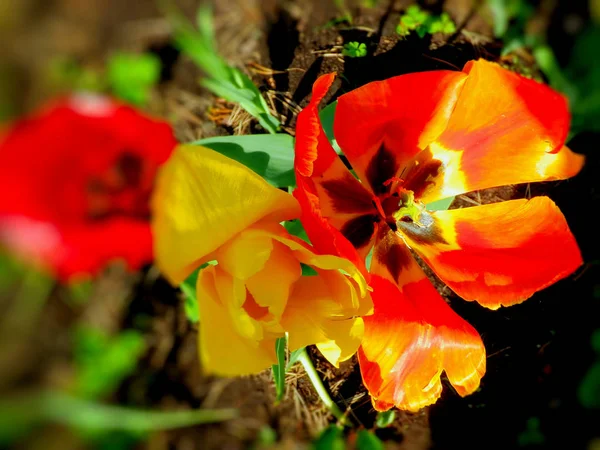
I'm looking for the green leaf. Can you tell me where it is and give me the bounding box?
[396,5,455,37]
[0,390,237,443]
[286,347,305,371]
[181,268,201,323]
[170,6,280,134]
[429,13,456,34]
[318,101,342,153]
[284,219,311,243]
[301,263,318,276]
[193,134,295,187]
[107,52,161,106]
[342,42,367,58]
[356,430,384,450]
[180,261,217,323]
[375,410,396,428]
[271,337,287,403]
[426,196,455,211]
[312,425,345,450]
[73,327,146,399]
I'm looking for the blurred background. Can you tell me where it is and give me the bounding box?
[1,0,599,449]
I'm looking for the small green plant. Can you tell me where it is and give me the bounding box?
[396,5,456,38]
[73,326,146,399]
[342,41,368,58]
[107,52,161,106]
[48,51,161,106]
[169,6,281,134]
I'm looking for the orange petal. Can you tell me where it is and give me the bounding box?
[399,196,583,309]
[294,74,376,273]
[334,70,468,195]
[358,273,486,412]
[413,59,585,203]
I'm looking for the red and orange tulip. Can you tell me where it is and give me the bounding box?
[294,59,584,411]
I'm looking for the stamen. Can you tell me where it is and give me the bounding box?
[383,176,405,187]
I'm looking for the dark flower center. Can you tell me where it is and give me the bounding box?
[85,151,155,222]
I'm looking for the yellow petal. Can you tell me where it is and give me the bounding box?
[216,231,274,280]
[196,265,278,376]
[316,318,364,365]
[246,240,302,319]
[282,275,366,367]
[243,222,371,299]
[213,268,263,341]
[152,145,300,284]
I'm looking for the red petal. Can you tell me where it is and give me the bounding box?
[358,273,486,412]
[294,74,377,271]
[399,196,583,309]
[414,59,585,203]
[334,70,468,195]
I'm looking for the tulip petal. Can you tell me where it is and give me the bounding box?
[334,70,468,195]
[399,196,582,309]
[358,274,486,412]
[245,239,302,319]
[294,75,376,272]
[239,223,371,302]
[152,145,300,284]
[197,265,278,376]
[413,59,585,203]
[281,272,366,367]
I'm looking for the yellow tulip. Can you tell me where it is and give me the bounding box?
[151,145,372,375]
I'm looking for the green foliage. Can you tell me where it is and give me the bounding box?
[578,329,600,409]
[272,337,287,403]
[73,326,146,399]
[426,196,455,211]
[396,5,456,38]
[517,417,545,446]
[255,425,278,447]
[0,390,237,444]
[48,57,105,92]
[356,430,384,450]
[284,219,311,243]
[67,279,93,306]
[106,52,161,106]
[362,0,379,7]
[486,0,534,39]
[181,267,201,323]
[0,252,26,294]
[286,347,305,370]
[578,363,600,409]
[194,134,296,187]
[170,6,280,134]
[342,42,367,58]
[319,101,343,153]
[562,26,600,134]
[48,52,161,106]
[313,425,345,450]
[428,13,457,35]
[301,264,319,276]
[375,410,396,428]
[180,261,218,323]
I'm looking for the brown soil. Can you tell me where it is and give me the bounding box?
[2,1,599,450]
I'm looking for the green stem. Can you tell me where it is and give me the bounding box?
[297,348,348,426]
